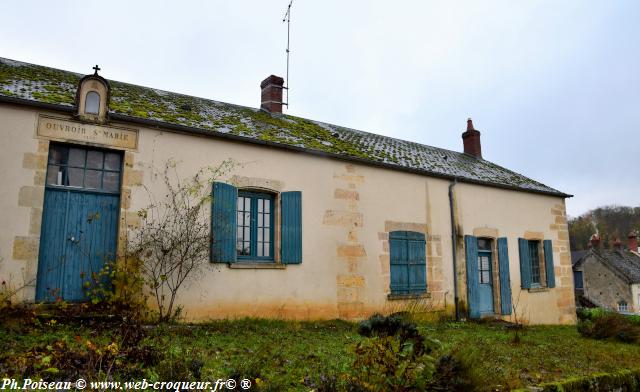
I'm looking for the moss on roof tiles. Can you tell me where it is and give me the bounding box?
[0,57,567,196]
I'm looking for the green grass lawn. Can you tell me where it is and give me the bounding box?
[2,317,640,391]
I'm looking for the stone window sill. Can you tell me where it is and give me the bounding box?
[528,286,550,293]
[228,262,286,270]
[387,292,431,301]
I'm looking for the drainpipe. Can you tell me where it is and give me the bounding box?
[449,179,460,321]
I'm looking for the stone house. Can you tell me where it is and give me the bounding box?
[572,233,640,313]
[0,57,576,324]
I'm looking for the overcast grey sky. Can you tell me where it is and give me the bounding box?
[2,1,638,217]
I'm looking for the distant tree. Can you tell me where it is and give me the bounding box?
[569,205,640,250]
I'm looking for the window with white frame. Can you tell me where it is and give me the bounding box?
[618,301,629,312]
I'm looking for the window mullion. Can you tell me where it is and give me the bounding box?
[250,196,258,258]
[268,198,274,259]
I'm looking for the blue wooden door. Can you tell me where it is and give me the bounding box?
[477,251,494,314]
[36,144,121,302]
[467,236,495,317]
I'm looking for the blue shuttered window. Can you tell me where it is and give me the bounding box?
[497,237,512,315]
[389,231,426,295]
[281,191,302,264]
[518,238,555,289]
[211,184,302,265]
[464,235,480,319]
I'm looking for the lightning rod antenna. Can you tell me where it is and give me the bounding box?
[282,0,292,110]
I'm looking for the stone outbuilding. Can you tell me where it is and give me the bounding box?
[572,233,640,313]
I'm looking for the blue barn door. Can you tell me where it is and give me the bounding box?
[36,144,121,302]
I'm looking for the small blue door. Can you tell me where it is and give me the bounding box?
[466,236,497,318]
[477,248,494,315]
[36,144,121,302]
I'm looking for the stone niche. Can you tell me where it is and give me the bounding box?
[75,68,110,124]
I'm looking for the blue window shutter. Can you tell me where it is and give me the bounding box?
[544,239,555,288]
[465,235,480,319]
[497,237,512,315]
[211,182,237,263]
[407,232,427,294]
[390,234,408,295]
[390,231,426,295]
[518,238,532,289]
[281,191,302,264]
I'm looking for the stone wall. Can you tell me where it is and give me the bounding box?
[580,255,633,310]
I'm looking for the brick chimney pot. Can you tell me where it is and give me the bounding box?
[462,118,482,158]
[589,234,601,249]
[260,75,285,113]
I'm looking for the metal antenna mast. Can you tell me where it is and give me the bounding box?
[282,0,292,109]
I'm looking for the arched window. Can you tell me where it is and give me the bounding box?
[85,91,100,114]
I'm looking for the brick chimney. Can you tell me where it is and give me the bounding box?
[462,118,482,158]
[629,231,638,252]
[589,234,601,249]
[260,75,285,113]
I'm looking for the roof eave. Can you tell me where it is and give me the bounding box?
[0,96,572,199]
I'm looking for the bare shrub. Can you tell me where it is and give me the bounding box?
[128,159,235,322]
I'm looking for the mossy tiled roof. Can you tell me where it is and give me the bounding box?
[589,249,640,284]
[0,57,568,196]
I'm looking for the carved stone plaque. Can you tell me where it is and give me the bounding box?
[37,115,138,150]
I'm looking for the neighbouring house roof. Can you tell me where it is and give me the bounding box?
[571,250,588,266]
[575,248,640,284]
[0,57,569,197]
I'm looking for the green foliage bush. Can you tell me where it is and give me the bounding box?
[576,307,609,321]
[577,309,640,344]
[357,313,430,356]
[429,354,476,392]
[347,314,476,391]
[348,335,437,391]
